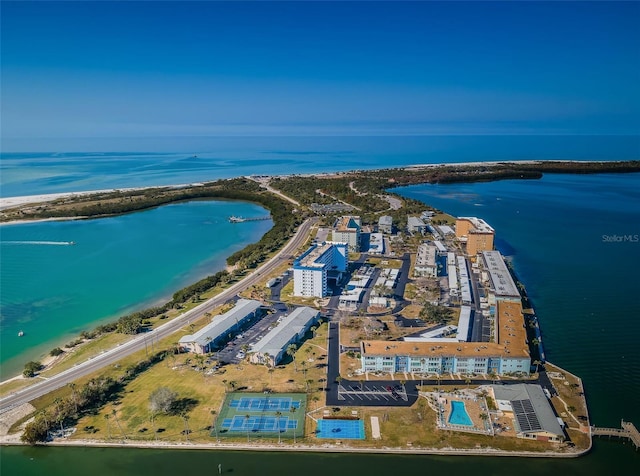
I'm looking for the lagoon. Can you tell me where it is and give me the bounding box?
[0,200,272,379]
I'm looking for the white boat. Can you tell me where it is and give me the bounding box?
[18,330,24,337]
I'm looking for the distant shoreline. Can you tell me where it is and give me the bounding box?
[1,159,636,216]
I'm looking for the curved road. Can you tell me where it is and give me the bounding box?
[0,217,316,412]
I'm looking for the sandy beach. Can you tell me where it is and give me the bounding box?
[0,159,581,213]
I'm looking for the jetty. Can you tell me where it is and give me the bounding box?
[591,420,640,449]
[228,215,271,223]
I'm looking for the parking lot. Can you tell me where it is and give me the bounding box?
[215,304,287,365]
[337,382,409,403]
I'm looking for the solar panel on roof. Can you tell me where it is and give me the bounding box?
[512,399,543,432]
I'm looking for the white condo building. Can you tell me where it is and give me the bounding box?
[293,242,348,297]
[331,216,361,252]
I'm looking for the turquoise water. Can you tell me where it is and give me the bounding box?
[448,401,473,426]
[1,161,640,471]
[0,200,272,379]
[1,135,638,197]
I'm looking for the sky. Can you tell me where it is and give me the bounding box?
[2,1,639,148]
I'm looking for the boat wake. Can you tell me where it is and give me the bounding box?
[1,241,75,246]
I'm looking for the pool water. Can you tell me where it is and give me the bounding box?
[448,400,473,426]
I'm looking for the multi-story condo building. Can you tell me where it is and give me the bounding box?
[455,217,495,255]
[480,250,521,304]
[378,215,393,234]
[407,216,427,234]
[360,300,530,376]
[331,216,361,252]
[293,242,347,297]
[414,243,438,277]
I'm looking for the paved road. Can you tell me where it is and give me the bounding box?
[0,217,316,412]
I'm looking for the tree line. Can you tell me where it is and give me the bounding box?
[21,351,167,444]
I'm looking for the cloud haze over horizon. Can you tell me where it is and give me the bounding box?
[2,1,639,150]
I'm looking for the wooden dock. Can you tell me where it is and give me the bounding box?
[592,420,640,449]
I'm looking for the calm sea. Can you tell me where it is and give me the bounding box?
[1,137,639,472]
[0,201,272,378]
[1,134,638,197]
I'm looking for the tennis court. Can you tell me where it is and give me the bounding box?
[229,396,300,412]
[214,392,306,439]
[316,419,365,439]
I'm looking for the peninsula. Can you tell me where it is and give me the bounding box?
[1,160,639,456]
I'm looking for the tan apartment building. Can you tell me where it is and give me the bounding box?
[455,217,495,255]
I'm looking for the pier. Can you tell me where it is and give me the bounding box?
[228,215,271,223]
[591,420,640,449]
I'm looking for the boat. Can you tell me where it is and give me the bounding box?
[18,330,24,337]
[69,241,76,245]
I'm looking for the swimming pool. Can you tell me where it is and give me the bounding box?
[448,400,473,426]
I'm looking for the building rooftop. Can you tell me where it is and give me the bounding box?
[335,216,361,232]
[179,299,262,347]
[251,307,320,358]
[458,217,495,234]
[295,242,335,269]
[408,216,426,227]
[363,300,528,359]
[481,250,521,298]
[378,215,393,225]
[492,384,564,437]
[415,243,437,267]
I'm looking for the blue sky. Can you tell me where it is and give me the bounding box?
[2,1,639,146]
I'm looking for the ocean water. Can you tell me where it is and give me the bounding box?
[1,141,640,471]
[0,200,272,379]
[1,134,638,197]
[396,173,640,429]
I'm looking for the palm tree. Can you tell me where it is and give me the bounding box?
[268,368,275,386]
[181,412,191,442]
[53,398,64,435]
[68,383,78,414]
[289,406,298,444]
[286,344,298,371]
[263,352,271,368]
[104,414,111,439]
[150,411,157,441]
[245,414,251,442]
[306,379,314,393]
[276,411,283,444]
[479,413,489,426]
[112,409,126,440]
[310,325,318,339]
[465,377,472,389]
[532,360,542,374]
[211,410,219,441]
[229,381,237,392]
[311,395,320,410]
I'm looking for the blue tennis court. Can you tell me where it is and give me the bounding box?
[316,419,365,440]
[221,415,298,432]
[229,396,300,412]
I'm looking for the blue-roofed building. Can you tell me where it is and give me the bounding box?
[178,299,263,354]
[293,242,347,297]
